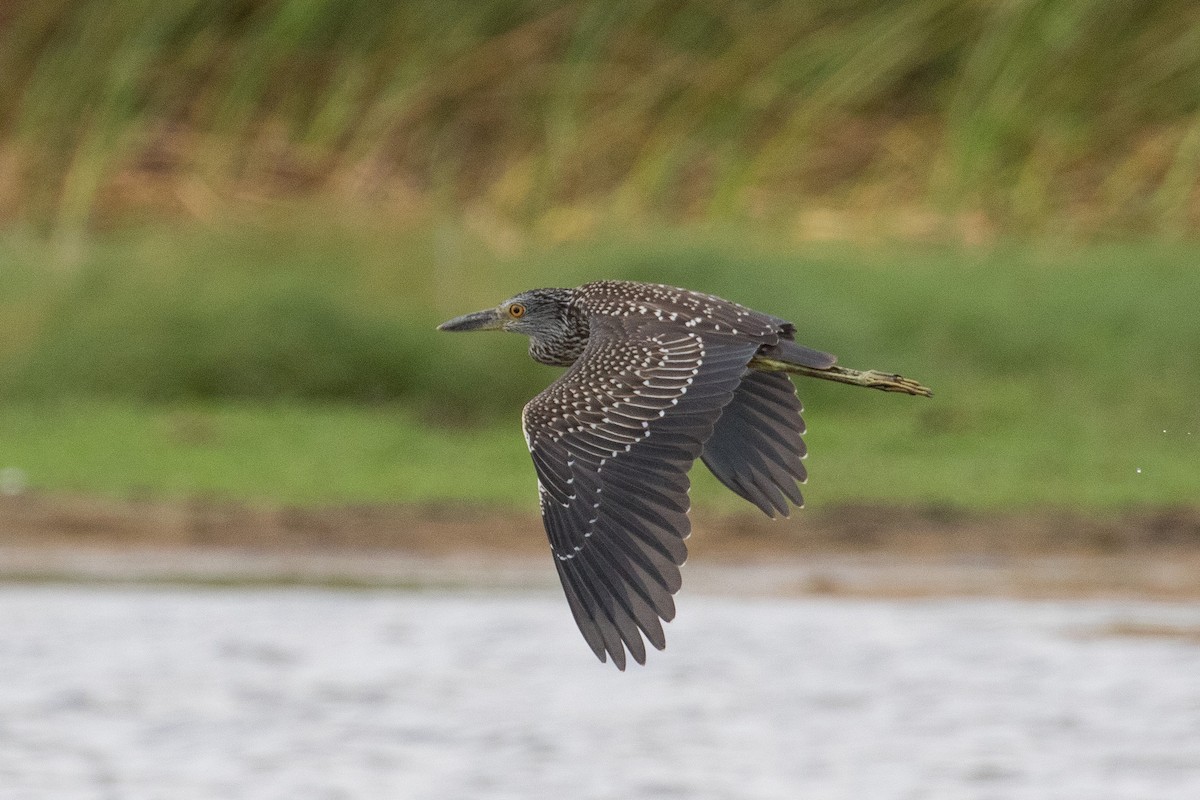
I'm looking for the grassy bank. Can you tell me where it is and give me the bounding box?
[1,221,1197,511]
[3,0,1200,236]
[0,395,1194,512]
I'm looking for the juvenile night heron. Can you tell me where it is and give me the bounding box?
[439,280,931,669]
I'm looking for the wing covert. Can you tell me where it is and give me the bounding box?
[522,317,759,669]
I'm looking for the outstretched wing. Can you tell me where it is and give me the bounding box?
[701,371,807,517]
[522,317,759,669]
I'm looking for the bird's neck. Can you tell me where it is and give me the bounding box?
[529,307,588,367]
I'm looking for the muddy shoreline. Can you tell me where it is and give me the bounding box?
[3,493,1200,598]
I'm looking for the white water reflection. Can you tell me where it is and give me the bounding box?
[2,586,1199,799]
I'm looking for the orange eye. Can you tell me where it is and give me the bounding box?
[508,303,526,318]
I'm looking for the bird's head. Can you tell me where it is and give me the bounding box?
[437,288,573,336]
[438,288,583,366]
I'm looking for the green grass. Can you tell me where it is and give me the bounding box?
[5,219,1200,414]
[0,221,1197,512]
[3,0,1200,235]
[4,2,1198,512]
[0,403,532,507]
[0,394,1194,512]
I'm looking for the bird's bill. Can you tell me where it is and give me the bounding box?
[437,308,505,332]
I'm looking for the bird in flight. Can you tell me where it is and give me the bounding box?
[439,281,931,669]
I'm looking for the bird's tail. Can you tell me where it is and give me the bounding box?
[751,355,933,397]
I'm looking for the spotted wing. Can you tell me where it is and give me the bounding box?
[701,371,807,517]
[522,317,759,669]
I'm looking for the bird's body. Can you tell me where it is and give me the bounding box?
[439,280,930,669]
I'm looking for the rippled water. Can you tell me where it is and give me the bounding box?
[2,586,1200,799]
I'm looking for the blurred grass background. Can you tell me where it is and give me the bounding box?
[0,1,1198,512]
[3,0,1200,236]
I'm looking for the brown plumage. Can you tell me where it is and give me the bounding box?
[438,280,931,669]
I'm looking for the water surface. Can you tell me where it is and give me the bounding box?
[2,586,1199,799]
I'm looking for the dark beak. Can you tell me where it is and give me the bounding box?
[437,308,505,332]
